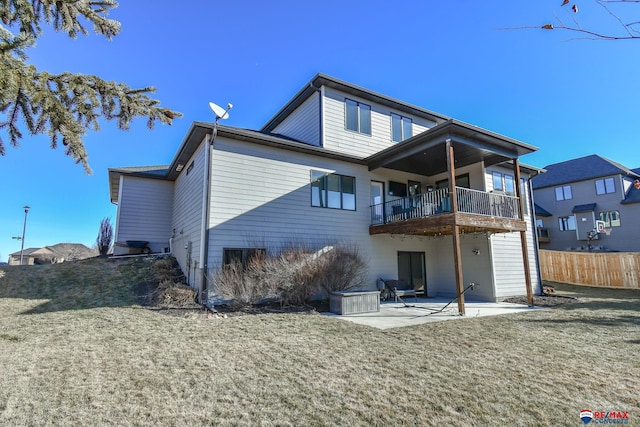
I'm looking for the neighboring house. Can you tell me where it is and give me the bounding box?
[8,243,96,265]
[531,154,640,252]
[8,247,55,266]
[108,73,544,311]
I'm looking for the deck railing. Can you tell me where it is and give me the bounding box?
[370,187,521,226]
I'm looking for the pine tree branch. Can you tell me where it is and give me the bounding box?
[0,1,182,173]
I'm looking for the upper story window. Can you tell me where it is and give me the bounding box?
[559,215,576,231]
[391,113,412,142]
[555,185,572,201]
[311,171,356,210]
[595,177,615,195]
[345,99,371,135]
[599,210,621,227]
[492,172,515,196]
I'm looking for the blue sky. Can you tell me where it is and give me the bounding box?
[2,1,639,261]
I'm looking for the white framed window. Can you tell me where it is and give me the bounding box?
[559,216,576,231]
[492,172,516,196]
[599,210,621,227]
[595,178,616,195]
[555,185,573,201]
[493,172,503,192]
[391,113,412,142]
[345,99,371,135]
[311,171,356,210]
[535,218,544,228]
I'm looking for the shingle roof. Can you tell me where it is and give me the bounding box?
[572,203,597,213]
[531,154,640,189]
[622,177,640,204]
[534,203,552,217]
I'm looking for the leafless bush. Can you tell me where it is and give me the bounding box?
[210,242,368,307]
[154,280,198,307]
[312,244,368,297]
[96,217,113,257]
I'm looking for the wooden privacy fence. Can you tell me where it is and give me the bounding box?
[539,250,640,289]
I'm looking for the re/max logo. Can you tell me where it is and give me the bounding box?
[594,412,629,419]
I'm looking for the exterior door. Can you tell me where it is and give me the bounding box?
[371,181,385,223]
[397,251,426,295]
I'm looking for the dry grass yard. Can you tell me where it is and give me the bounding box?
[0,257,639,426]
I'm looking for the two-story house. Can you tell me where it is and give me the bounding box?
[531,154,640,252]
[108,74,544,313]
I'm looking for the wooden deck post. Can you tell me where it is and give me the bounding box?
[513,159,534,306]
[447,140,465,315]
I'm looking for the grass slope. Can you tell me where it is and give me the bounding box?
[1,258,639,426]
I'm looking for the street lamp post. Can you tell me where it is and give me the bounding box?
[19,205,30,265]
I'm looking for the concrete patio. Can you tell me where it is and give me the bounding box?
[323,297,543,330]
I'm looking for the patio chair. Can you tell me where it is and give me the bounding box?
[383,279,417,302]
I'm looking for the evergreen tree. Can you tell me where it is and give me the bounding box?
[0,1,181,173]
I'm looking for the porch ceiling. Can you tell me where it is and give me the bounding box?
[369,213,527,237]
[365,120,537,176]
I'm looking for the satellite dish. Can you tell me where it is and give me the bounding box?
[209,101,231,120]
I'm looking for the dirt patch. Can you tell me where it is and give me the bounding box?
[503,294,580,307]
[213,299,330,318]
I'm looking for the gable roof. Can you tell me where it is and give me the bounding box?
[9,247,54,257]
[622,176,640,205]
[531,154,640,189]
[9,244,95,259]
[261,73,451,133]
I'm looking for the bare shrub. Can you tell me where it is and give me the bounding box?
[154,280,197,307]
[96,217,113,257]
[313,244,368,297]
[210,242,368,307]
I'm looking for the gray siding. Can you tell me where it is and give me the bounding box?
[534,174,640,252]
[171,139,207,288]
[272,91,320,146]
[485,165,539,298]
[114,176,173,255]
[425,236,495,301]
[207,137,454,298]
[204,139,540,301]
[322,87,435,157]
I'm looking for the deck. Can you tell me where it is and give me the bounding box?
[369,187,527,236]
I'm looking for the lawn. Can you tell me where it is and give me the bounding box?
[0,257,638,426]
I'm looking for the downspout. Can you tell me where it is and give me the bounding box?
[527,176,544,295]
[199,133,213,304]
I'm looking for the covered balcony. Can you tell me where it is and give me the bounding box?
[370,186,526,236]
[364,119,538,313]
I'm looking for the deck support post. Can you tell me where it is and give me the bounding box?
[513,159,534,306]
[447,140,465,315]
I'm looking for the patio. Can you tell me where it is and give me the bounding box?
[323,297,543,330]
